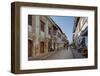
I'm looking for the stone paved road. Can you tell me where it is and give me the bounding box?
[71,47,83,58]
[46,47,74,59]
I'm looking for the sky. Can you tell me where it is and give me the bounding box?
[50,16,74,43]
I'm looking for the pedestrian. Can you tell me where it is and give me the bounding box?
[66,40,69,50]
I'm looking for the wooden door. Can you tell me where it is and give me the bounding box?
[28,40,33,57]
[54,42,55,50]
[48,39,52,51]
[40,42,44,53]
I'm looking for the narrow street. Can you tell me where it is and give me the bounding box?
[45,47,83,60]
[29,46,84,60]
[46,47,74,59]
[28,15,88,60]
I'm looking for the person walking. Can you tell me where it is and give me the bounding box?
[66,40,69,50]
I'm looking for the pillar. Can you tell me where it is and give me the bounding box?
[44,20,48,53]
[34,16,40,56]
[32,15,36,57]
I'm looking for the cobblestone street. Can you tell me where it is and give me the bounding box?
[45,47,83,60]
[46,47,73,59]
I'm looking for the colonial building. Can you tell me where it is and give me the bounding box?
[28,15,68,60]
[73,17,88,58]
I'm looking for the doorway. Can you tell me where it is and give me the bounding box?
[28,40,33,57]
[40,41,44,53]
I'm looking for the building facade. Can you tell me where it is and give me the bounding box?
[28,15,68,59]
[73,17,88,58]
